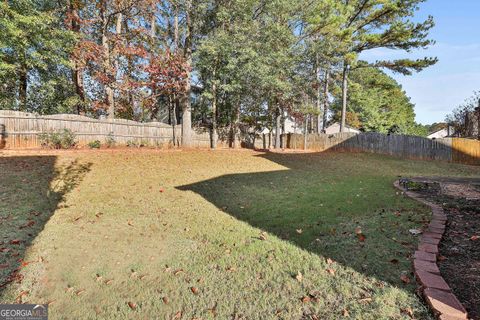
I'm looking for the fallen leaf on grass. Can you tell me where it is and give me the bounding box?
[301,296,311,303]
[258,232,267,241]
[400,274,410,284]
[9,239,22,245]
[342,309,350,317]
[471,235,479,241]
[295,271,303,282]
[401,307,414,318]
[172,311,182,319]
[326,258,334,265]
[127,302,136,310]
[162,297,169,304]
[75,289,86,296]
[173,269,184,276]
[190,287,199,295]
[19,220,35,229]
[127,220,134,226]
[389,259,399,264]
[104,279,113,285]
[15,290,28,303]
[357,233,366,242]
[326,268,335,275]
[358,297,372,304]
[409,229,422,235]
[354,226,362,234]
[296,229,303,234]
[95,274,102,282]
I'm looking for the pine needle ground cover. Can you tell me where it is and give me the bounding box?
[1,150,479,319]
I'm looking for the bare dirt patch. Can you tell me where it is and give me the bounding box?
[410,179,480,319]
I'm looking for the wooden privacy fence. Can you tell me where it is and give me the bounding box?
[0,110,216,149]
[282,132,480,165]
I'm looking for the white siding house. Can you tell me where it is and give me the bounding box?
[427,127,454,139]
[324,122,360,134]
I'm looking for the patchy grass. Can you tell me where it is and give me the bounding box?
[1,149,479,319]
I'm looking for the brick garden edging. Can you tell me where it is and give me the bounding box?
[393,180,469,320]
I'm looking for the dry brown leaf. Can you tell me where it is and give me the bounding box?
[389,259,399,264]
[162,297,169,304]
[357,233,366,242]
[354,226,362,234]
[326,258,334,265]
[104,279,113,285]
[359,297,372,304]
[326,268,335,275]
[259,232,267,241]
[15,290,28,303]
[190,287,199,295]
[295,271,303,282]
[342,308,350,317]
[301,296,311,303]
[471,235,479,241]
[401,307,414,318]
[173,269,184,276]
[400,274,410,284]
[127,301,137,310]
[75,289,86,296]
[172,311,182,319]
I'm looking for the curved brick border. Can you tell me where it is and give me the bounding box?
[393,180,469,320]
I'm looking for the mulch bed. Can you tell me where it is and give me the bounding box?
[411,181,480,319]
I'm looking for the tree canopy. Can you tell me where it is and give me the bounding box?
[0,0,437,145]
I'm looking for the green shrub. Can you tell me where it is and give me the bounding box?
[126,140,139,148]
[38,129,76,149]
[105,133,116,148]
[88,140,101,149]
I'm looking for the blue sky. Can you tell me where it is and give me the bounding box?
[360,0,480,124]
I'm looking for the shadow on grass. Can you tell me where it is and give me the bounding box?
[178,151,431,287]
[0,156,91,296]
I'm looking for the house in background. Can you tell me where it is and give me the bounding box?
[324,122,361,134]
[427,126,455,139]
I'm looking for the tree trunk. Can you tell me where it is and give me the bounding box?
[232,106,240,148]
[18,65,28,111]
[340,62,348,132]
[170,95,177,146]
[67,1,85,114]
[304,115,308,150]
[275,105,281,149]
[315,53,321,132]
[100,3,115,119]
[180,0,193,147]
[211,70,218,149]
[322,69,329,132]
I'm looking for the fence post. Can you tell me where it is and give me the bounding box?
[0,124,5,149]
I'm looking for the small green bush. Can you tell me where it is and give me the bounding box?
[105,133,116,148]
[38,129,76,149]
[88,140,101,149]
[126,140,139,148]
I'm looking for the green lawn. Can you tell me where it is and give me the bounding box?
[1,149,479,319]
